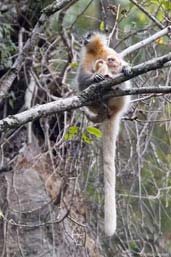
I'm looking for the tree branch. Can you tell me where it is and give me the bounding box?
[81,52,171,100]
[120,26,171,57]
[0,0,78,104]
[130,0,164,29]
[0,52,171,133]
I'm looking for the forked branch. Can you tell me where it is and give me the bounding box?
[0,52,171,133]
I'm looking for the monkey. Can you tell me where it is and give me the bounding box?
[94,55,124,77]
[82,58,112,121]
[94,55,130,116]
[77,32,131,236]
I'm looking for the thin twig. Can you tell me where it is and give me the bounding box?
[130,0,164,29]
[1,209,70,228]
[108,4,120,46]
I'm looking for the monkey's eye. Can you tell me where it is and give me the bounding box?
[108,58,115,62]
[86,33,91,38]
[86,32,94,39]
[83,32,94,45]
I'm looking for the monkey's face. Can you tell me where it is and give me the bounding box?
[83,32,95,46]
[107,56,122,74]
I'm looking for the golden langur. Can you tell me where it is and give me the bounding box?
[77,32,131,236]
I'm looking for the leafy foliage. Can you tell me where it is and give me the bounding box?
[64,126,102,144]
[0,18,16,69]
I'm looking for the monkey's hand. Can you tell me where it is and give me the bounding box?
[94,73,106,82]
[94,73,112,82]
[122,65,132,76]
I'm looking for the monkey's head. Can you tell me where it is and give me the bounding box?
[83,32,95,46]
[107,55,122,74]
[107,56,120,67]
[82,32,107,52]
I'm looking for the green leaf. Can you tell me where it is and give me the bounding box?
[99,21,105,31]
[86,127,102,138]
[129,240,138,251]
[161,0,171,10]
[82,132,92,144]
[64,126,78,140]
[70,62,79,68]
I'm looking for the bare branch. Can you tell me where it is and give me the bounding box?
[0,52,171,133]
[0,96,79,132]
[120,26,171,57]
[108,4,121,46]
[82,52,171,99]
[2,210,70,228]
[42,0,78,15]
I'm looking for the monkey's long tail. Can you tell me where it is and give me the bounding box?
[102,114,121,236]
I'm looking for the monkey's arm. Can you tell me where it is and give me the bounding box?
[77,66,105,91]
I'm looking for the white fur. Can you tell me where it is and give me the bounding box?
[102,116,119,236]
[102,82,131,236]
